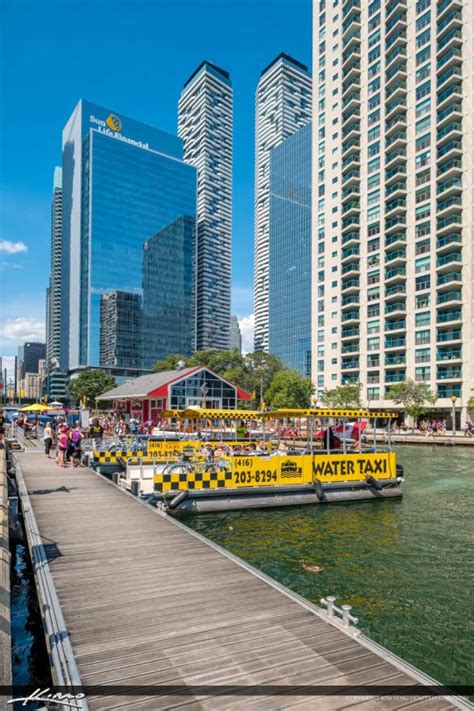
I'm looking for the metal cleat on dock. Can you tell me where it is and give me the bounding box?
[320,595,360,634]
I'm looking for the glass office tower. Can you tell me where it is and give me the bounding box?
[269,123,312,376]
[61,100,197,371]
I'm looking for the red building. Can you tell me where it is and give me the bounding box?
[97,366,250,422]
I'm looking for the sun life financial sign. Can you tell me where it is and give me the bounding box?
[89,114,150,150]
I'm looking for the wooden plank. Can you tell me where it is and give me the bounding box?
[15,453,465,711]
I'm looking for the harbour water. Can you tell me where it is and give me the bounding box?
[186,445,474,688]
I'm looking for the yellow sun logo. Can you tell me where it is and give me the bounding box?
[106,114,122,132]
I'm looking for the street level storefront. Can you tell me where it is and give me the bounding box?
[97,366,251,421]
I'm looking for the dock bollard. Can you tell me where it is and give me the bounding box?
[342,605,352,627]
[326,595,336,618]
[112,472,120,486]
[130,479,140,497]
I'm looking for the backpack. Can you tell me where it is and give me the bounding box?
[71,430,82,444]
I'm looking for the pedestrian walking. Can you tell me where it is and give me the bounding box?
[43,422,54,458]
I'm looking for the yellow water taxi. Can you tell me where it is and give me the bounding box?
[116,408,403,514]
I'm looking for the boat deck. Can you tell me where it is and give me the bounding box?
[13,450,468,710]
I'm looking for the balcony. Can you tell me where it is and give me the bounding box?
[341,294,359,307]
[385,355,406,367]
[385,197,406,217]
[342,201,360,219]
[385,370,406,383]
[342,311,360,324]
[341,326,360,339]
[386,61,407,84]
[385,30,407,54]
[343,107,361,126]
[437,328,461,343]
[341,359,360,370]
[385,301,406,314]
[386,96,407,122]
[437,251,462,273]
[342,215,360,233]
[385,319,406,332]
[342,44,361,70]
[385,214,406,234]
[342,184,360,200]
[341,231,359,246]
[342,61,361,85]
[385,130,407,150]
[437,82,462,110]
[385,148,407,170]
[437,233,462,255]
[437,195,462,217]
[386,112,407,136]
[437,368,462,381]
[437,0,462,22]
[437,347,461,362]
[342,0,361,22]
[437,214,462,235]
[341,278,360,293]
[437,157,462,179]
[341,247,359,261]
[385,231,406,247]
[437,309,462,324]
[437,9,463,37]
[385,337,406,350]
[386,163,407,185]
[342,92,361,112]
[436,46,462,72]
[437,270,462,288]
[437,139,462,162]
[385,266,406,283]
[342,120,360,140]
[437,28,463,54]
[386,180,407,198]
[437,175,462,198]
[342,342,359,354]
[343,30,361,54]
[437,63,462,89]
[341,260,360,276]
[342,168,360,188]
[437,102,463,130]
[437,120,463,146]
[386,0,406,20]
[342,138,360,158]
[386,283,406,299]
[385,248,406,266]
[437,289,462,305]
[438,384,462,398]
[386,45,407,72]
[385,79,407,103]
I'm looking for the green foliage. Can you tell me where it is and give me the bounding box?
[68,369,116,408]
[152,349,283,405]
[386,379,437,428]
[264,369,315,410]
[468,396,474,412]
[321,383,362,408]
[153,354,187,372]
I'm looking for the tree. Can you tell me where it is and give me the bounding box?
[153,354,187,372]
[68,369,116,408]
[386,379,436,431]
[264,369,315,410]
[467,396,474,413]
[244,352,282,406]
[321,383,362,408]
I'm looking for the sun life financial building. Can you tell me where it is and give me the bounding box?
[60,99,197,372]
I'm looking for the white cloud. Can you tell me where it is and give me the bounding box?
[0,240,28,254]
[239,314,254,354]
[0,317,45,343]
[0,262,23,271]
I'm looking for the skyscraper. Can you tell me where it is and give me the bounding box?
[230,315,242,353]
[254,53,312,352]
[269,123,311,376]
[60,99,197,371]
[46,166,62,368]
[17,343,46,379]
[178,61,233,351]
[312,0,473,424]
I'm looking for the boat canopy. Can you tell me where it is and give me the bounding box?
[260,408,399,419]
[160,408,262,420]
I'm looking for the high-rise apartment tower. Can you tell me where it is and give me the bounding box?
[46,166,62,368]
[312,0,473,424]
[254,53,312,352]
[178,61,233,351]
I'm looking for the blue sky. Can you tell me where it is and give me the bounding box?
[0,0,311,364]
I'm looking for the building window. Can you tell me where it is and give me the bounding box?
[415,311,430,327]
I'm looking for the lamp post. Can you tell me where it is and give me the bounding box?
[450,395,457,437]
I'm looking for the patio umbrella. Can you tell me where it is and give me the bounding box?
[20,403,50,412]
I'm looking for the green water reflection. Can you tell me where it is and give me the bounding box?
[185,445,474,687]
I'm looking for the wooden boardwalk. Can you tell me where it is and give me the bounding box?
[14,451,468,711]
